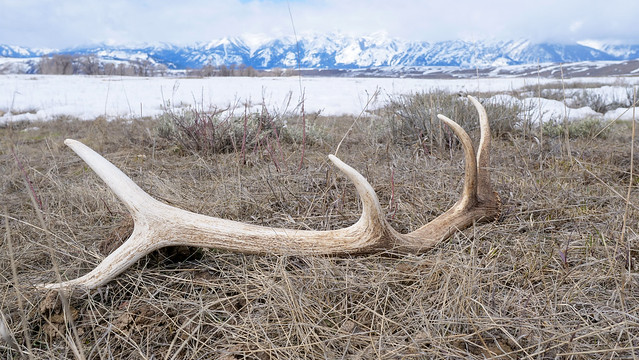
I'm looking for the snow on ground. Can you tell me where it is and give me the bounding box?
[1,74,638,124]
[604,107,637,121]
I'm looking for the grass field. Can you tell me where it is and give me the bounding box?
[1,90,638,359]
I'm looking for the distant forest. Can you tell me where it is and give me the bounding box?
[38,54,299,77]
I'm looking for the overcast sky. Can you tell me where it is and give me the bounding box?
[1,0,637,48]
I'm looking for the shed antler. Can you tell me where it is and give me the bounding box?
[40,95,500,291]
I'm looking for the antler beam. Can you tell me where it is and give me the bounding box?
[39,95,500,292]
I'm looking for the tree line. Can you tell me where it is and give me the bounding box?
[38,54,298,77]
[186,63,298,77]
[38,54,168,76]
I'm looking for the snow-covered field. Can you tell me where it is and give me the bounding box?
[1,74,638,125]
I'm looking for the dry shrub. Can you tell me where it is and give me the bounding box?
[380,91,521,151]
[543,117,610,139]
[157,103,324,161]
[1,104,638,358]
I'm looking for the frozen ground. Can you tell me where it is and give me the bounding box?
[1,74,638,125]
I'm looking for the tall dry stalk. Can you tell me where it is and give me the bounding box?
[560,64,573,163]
[537,59,544,170]
[241,106,248,165]
[298,92,307,171]
[334,87,380,156]
[620,86,636,247]
[286,1,307,171]
[4,208,31,358]
[429,93,438,150]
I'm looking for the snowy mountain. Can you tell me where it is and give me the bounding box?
[0,44,50,58]
[1,33,639,73]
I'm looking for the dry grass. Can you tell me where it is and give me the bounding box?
[1,98,638,359]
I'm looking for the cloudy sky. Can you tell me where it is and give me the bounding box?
[1,0,637,48]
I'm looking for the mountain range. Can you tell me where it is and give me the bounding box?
[2,33,639,72]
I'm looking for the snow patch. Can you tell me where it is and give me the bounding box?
[1,75,638,125]
[604,107,638,121]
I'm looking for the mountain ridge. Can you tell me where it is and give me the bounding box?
[2,33,639,72]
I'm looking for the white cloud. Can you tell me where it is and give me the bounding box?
[569,21,584,33]
[1,0,638,47]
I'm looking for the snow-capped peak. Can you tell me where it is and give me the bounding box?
[1,33,638,72]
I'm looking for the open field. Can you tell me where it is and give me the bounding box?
[1,80,639,358]
[2,74,639,124]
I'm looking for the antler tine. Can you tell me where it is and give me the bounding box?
[38,94,500,293]
[327,155,392,234]
[467,95,495,202]
[63,139,159,216]
[435,113,478,210]
[40,225,157,290]
[399,95,499,251]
